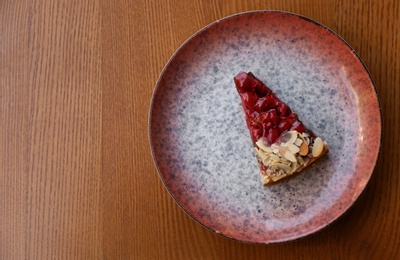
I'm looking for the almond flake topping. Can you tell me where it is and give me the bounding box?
[254,131,327,180]
[312,137,324,157]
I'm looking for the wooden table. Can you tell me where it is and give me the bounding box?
[1,0,399,259]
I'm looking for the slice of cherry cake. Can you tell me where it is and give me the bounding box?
[234,71,329,186]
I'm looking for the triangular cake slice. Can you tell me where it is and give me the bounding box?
[234,71,329,186]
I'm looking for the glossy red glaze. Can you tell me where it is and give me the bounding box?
[278,117,294,132]
[234,71,312,144]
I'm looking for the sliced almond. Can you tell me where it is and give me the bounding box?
[312,137,324,157]
[282,161,291,167]
[262,158,271,166]
[298,135,309,156]
[280,157,290,164]
[254,148,269,162]
[265,147,274,153]
[269,164,278,171]
[290,161,299,171]
[269,154,281,162]
[294,138,303,146]
[296,156,304,165]
[299,142,308,156]
[256,137,272,153]
[283,150,297,163]
[280,131,298,144]
[278,146,288,156]
[266,168,274,175]
[281,142,289,147]
[287,143,300,154]
[270,162,292,172]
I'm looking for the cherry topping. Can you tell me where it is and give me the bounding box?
[289,113,298,121]
[234,72,253,92]
[254,95,274,112]
[276,103,291,116]
[239,91,258,108]
[254,82,270,97]
[278,117,293,132]
[244,108,258,119]
[259,109,279,126]
[265,127,280,144]
[291,121,305,133]
[261,120,274,131]
[234,71,311,144]
[234,71,259,93]
[250,126,263,142]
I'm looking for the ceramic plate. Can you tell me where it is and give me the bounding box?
[149,11,381,243]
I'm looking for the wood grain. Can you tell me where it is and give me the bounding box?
[0,0,399,259]
[1,0,102,258]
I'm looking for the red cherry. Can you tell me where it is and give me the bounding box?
[278,117,293,132]
[270,94,279,104]
[276,102,291,116]
[260,109,279,125]
[234,72,258,93]
[265,127,280,144]
[234,72,251,92]
[239,91,258,108]
[254,95,274,112]
[291,121,305,133]
[289,113,298,121]
[245,108,258,119]
[246,114,260,129]
[261,120,274,130]
[254,82,270,97]
[250,126,263,142]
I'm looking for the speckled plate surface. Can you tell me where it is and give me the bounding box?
[149,11,381,243]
